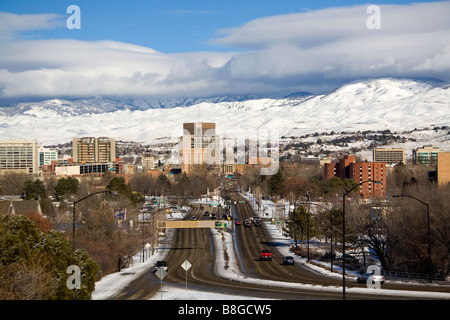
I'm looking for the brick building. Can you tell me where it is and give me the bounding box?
[324,155,386,198]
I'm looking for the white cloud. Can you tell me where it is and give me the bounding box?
[0,12,63,41]
[213,2,450,50]
[0,2,449,102]
[0,39,237,99]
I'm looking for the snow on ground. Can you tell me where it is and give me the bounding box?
[92,195,450,300]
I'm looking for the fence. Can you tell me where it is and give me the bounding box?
[381,270,448,283]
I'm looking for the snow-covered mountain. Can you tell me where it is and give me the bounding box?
[0,77,448,146]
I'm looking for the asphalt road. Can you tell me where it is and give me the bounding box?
[113,193,450,300]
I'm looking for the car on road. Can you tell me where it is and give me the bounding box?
[260,249,272,261]
[252,216,261,226]
[244,219,252,227]
[155,260,168,272]
[235,218,241,225]
[282,256,295,265]
[357,272,385,285]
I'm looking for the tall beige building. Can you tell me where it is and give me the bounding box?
[373,148,405,165]
[72,137,116,164]
[0,140,39,174]
[181,122,219,173]
[141,153,155,170]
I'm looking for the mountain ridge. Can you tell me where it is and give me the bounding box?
[0,77,449,145]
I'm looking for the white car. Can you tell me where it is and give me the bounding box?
[357,272,384,284]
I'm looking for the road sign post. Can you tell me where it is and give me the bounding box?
[181,260,192,293]
[155,267,168,300]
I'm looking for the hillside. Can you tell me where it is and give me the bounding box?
[0,78,448,147]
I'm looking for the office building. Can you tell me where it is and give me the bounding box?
[412,145,442,166]
[181,122,219,173]
[141,153,155,171]
[373,148,405,165]
[39,147,57,166]
[0,140,39,174]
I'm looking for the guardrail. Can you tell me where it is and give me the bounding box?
[381,270,448,282]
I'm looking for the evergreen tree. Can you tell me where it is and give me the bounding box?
[285,206,315,248]
[106,176,131,198]
[54,177,79,201]
[0,214,98,300]
[268,169,285,196]
[22,179,46,200]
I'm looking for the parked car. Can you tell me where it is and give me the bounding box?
[357,272,384,285]
[282,256,295,265]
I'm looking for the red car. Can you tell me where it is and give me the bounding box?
[235,218,241,225]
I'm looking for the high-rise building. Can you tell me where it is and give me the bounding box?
[181,122,219,174]
[324,155,386,199]
[0,140,39,174]
[348,162,386,199]
[373,148,405,165]
[141,153,155,171]
[72,137,116,164]
[412,145,442,166]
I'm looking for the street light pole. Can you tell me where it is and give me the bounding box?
[342,180,381,300]
[72,190,117,252]
[306,191,310,262]
[392,194,432,283]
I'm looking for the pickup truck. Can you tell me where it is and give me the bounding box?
[260,249,272,261]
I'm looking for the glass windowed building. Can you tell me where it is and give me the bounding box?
[412,145,442,166]
[0,140,39,174]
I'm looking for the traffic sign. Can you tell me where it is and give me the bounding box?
[155,267,168,280]
[181,260,192,271]
[154,267,167,300]
[181,260,192,292]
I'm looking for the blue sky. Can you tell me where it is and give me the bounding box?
[1,0,441,52]
[0,1,449,102]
